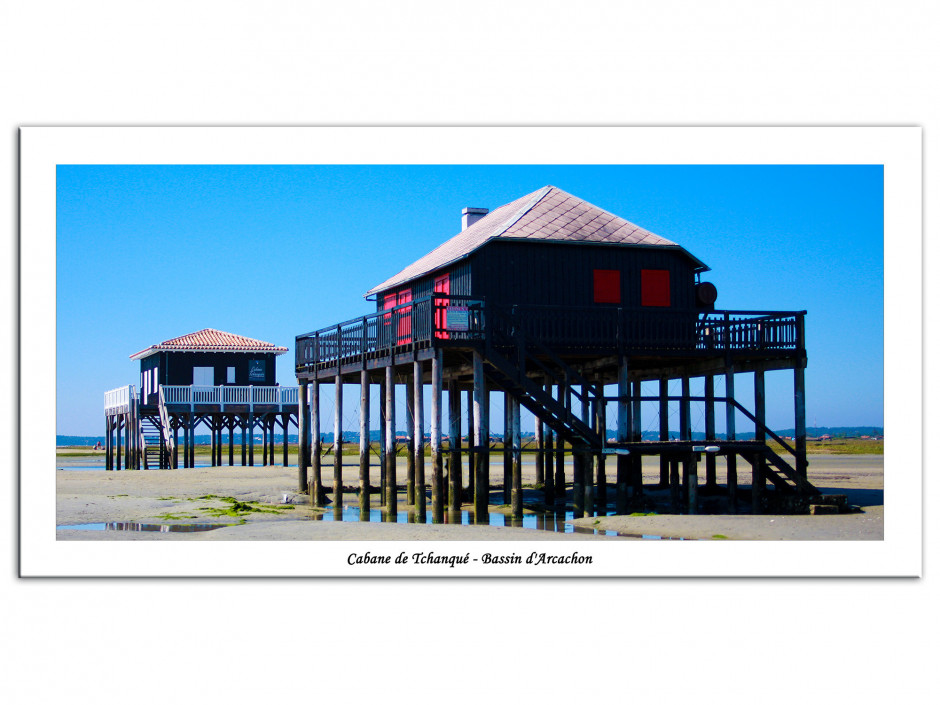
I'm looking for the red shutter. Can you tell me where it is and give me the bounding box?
[397,289,412,344]
[593,269,621,304]
[433,274,450,339]
[641,269,671,307]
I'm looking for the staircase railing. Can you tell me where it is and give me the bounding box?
[157,386,174,459]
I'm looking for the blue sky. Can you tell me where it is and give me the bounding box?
[56,164,884,436]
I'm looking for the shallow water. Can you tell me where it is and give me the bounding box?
[56,522,229,532]
[313,506,620,536]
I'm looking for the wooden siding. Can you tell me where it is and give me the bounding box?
[373,259,472,312]
[468,240,697,310]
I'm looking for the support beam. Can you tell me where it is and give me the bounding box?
[503,392,512,505]
[511,396,522,519]
[359,369,371,516]
[543,383,555,505]
[794,364,807,480]
[534,409,544,487]
[753,369,766,514]
[430,350,444,522]
[334,374,344,507]
[631,378,643,496]
[472,351,488,521]
[448,379,462,511]
[298,381,309,493]
[704,375,716,489]
[311,379,323,507]
[413,359,426,521]
[658,378,669,488]
[555,383,567,504]
[726,367,738,513]
[379,376,387,504]
[406,371,416,506]
[595,388,607,510]
[466,388,475,498]
[248,413,255,466]
[385,365,397,516]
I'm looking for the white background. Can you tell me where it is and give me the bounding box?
[3,2,937,703]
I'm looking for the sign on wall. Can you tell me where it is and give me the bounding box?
[248,359,265,381]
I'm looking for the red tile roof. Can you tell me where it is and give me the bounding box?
[130,329,288,360]
[366,185,707,295]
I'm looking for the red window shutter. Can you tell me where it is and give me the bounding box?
[433,273,450,339]
[397,290,412,343]
[641,269,671,307]
[593,269,621,304]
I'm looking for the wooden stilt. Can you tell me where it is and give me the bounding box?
[384,365,396,516]
[680,376,690,509]
[448,379,461,511]
[240,414,246,467]
[105,416,112,471]
[298,380,309,492]
[282,413,289,467]
[430,350,444,522]
[534,409,544,487]
[543,386,555,504]
[631,378,643,496]
[596,387,607,511]
[379,376,386,504]
[172,420,179,469]
[555,383,567,503]
[726,366,737,512]
[705,375,716,488]
[116,415,123,471]
[511,396,522,519]
[466,388,475,498]
[229,417,235,467]
[359,368,370,515]
[413,359,426,521]
[472,350,488,520]
[615,358,629,513]
[248,413,255,466]
[659,378,669,487]
[334,373,344,507]
[211,414,218,466]
[503,392,512,505]
[406,371,416,506]
[794,362,807,480]
[688,451,698,514]
[581,384,593,516]
[311,378,323,507]
[753,369,766,514]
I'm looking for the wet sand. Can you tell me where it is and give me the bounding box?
[55,451,883,541]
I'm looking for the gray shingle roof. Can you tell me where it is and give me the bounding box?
[366,185,705,296]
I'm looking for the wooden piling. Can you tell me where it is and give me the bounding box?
[794,362,807,480]
[616,358,629,513]
[385,365,397,516]
[378,376,386,505]
[430,350,444,522]
[472,350,488,520]
[247,412,255,466]
[688,451,698,514]
[725,366,737,512]
[298,380,309,492]
[406,371,416,506]
[534,410,544,487]
[466,388,475,498]
[359,369,370,515]
[511,395,522,519]
[596,389,607,510]
[659,378,670,488]
[753,369,766,514]
[555,383,567,503]
[311,379,323,507]
[631,378,643,496]
[448,379,462,511]
[413,359,426,521]
[334,374,344,506]
[704,374,716,488]
[503,392,512,505]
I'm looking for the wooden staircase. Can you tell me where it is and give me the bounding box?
[139,414,166,469]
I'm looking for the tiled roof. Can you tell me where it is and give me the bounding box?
[130,329,288,360]
[366,185,706,295]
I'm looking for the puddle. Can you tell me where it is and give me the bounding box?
[57,522,229,532]
[312,506,619,536]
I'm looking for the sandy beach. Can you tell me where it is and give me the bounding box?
[55,450,884,541]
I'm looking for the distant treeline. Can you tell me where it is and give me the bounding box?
[57,426,883,447]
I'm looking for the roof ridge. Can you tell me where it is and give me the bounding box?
[487,185,553,241]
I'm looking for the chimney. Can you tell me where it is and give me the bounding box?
[462,207,489,231]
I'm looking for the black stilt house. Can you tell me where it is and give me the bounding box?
[295,185,816,519]
[130,328,285,406]
[104,329,297,471]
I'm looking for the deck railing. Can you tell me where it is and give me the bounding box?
[104,385,137,413]
[159,385,299,408]
[295,295,805,369]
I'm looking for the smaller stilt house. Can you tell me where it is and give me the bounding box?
[103,329,298,470]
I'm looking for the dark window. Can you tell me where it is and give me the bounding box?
[641,269,671,307]
[593,269,621,304]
